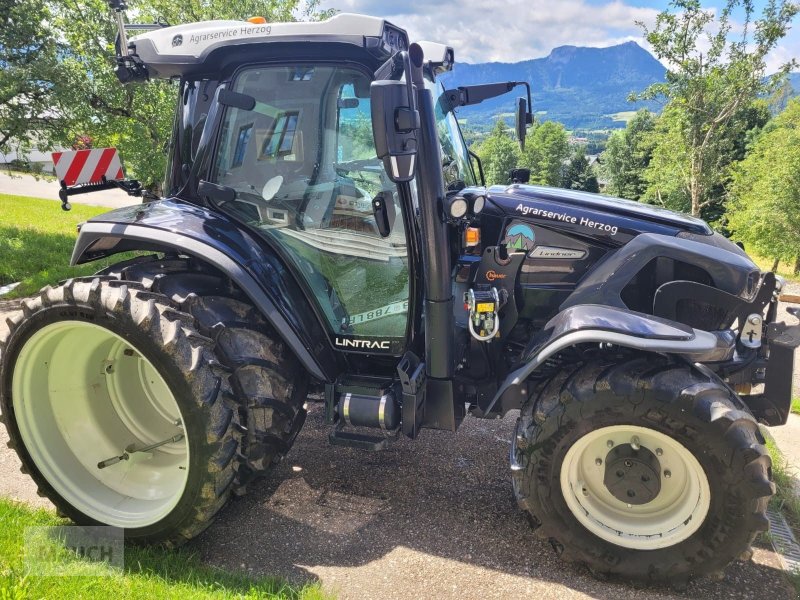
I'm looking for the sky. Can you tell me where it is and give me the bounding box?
[321,0,799,72]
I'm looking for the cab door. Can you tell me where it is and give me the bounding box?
[210,64,412,355]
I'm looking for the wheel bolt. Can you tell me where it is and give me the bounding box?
[631,436,640,450]
[595,458,602,466]
[664,470,671,479]
[582,487,589,497]
[607,440,614,448]
[656,448,663,456]
[105,364,114,374]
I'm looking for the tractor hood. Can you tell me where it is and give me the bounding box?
[488,184,712,243]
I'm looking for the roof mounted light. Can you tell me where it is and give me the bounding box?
[247,16,267,24]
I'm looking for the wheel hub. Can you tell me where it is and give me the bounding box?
[560,424,711,550]
[603,443,661,504]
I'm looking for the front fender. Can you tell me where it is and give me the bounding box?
[487,304,734,414]
[71,199,338,382]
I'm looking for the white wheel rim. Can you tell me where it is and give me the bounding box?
[12,321,190,528]
[560,425,710,550]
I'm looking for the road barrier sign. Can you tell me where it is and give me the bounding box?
[52,149,124,186]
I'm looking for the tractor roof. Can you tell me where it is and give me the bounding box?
[128,13,452,79]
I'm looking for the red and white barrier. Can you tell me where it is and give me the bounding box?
[52,148,124,186]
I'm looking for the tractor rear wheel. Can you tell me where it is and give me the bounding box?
[101,255,308,494]
[0,255,308,545]
[0,278,239,545]
[512,355,773,585]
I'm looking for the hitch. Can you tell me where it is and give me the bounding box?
[58,177,144,211]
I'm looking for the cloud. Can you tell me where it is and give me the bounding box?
[327,0,660,62]
[324,0,798,73]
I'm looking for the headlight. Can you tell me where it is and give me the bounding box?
[449,197,468,218]
[472,195,485,215]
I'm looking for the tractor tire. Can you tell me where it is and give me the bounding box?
[0,278,240,545]
[100,255,308,493]
[511,355,773,585]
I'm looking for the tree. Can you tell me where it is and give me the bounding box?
[727,98,800,272]
[602,109,656,200]
[1,1,329,191]
[638,0,798,217]
[473,119,520,185]
[522,120,569,186]
[0,0,65,152]
[562,147,599,192]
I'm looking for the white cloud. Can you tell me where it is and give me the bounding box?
[327,0,660,62]
[324,0,798,73]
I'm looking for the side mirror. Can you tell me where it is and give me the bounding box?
[370,80,419,183]
[515,97,528,151]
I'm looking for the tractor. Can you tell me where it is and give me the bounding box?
[1,2,799,585]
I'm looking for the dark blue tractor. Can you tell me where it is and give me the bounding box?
[1,4,798,586]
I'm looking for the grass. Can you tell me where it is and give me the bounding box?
[0,193,138,299]
[608,111,638,123]
[765,435,800,530]
[0,498,328,600]
[749,252,800,285]
[1,168,57,182]
[791,397,800,416]
[763,433,800,595]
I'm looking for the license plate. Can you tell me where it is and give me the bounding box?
[343,300,409,326]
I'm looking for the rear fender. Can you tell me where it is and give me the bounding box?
[70,199,338,382]
[486,304,734,414]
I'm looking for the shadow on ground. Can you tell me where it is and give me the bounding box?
[192,405,793,600]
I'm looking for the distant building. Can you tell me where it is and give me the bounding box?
[0,147,64,174]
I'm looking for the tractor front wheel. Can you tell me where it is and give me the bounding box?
[512,356,773,585]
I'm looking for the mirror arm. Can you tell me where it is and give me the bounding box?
[440,81,533,122]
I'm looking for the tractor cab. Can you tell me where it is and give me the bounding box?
[87,12,536,442]
[133,15,483,358]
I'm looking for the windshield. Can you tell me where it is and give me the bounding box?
[426,78,477,189]
[211,65,409,340]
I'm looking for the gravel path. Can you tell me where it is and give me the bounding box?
[0,299,798,599]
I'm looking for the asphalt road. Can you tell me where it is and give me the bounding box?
[0,183,798,597]
[0,299,793,600]
[0,171,135,209]
[0,399,792,599]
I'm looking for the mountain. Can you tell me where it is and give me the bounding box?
[440,41,667,131]
[789,72,800,94]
